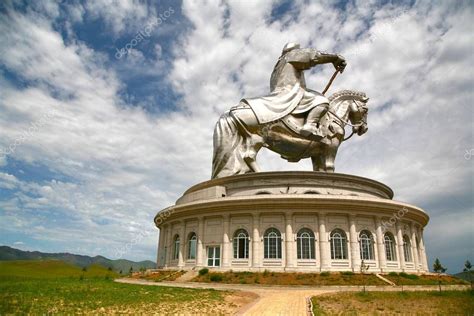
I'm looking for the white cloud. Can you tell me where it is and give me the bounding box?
[84,0,155,36]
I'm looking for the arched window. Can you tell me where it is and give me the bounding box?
[330,229,348,260]
[403,235,412,262]
[233,229,249,259]
[264,228,282,259]
[384,233,397,261]
[359,230,375,260]
[173,235,180,260]
[187,232,197,260]
[297,228,315,259]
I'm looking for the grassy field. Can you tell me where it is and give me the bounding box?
[383,272,467,285]
[312,290,474,315]
[0,260,253,314]
[193,270,388,286]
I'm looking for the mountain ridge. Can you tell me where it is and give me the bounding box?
[0,245,155,272]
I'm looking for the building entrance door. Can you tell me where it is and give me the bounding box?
[207,246,220,267]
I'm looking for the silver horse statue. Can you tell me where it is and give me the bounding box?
[212,43,369,179]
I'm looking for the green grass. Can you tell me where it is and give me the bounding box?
[0,260,230,314]
[0,260,118,279]
[383,272,466,285]
[312,290,474,315]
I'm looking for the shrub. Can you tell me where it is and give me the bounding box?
[210,274,223,282]
[399,272,419,279]
[263,269,269,277]
[320,271,330,277]
[341,271,354,276]
[254,276,260,284]
[199,268,209,276]
[239,278,247,284]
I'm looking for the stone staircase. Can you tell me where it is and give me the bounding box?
[173,270,199,282]
[375,273,396,286]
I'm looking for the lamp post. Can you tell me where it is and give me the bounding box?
[360,260,370,293]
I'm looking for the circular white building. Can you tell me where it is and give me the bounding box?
[155,171,429,273]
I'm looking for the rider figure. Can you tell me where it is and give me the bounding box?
[242,42,346,140]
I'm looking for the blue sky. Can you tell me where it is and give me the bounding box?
[0,0,472,273]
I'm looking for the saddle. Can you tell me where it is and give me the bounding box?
[281,112,336,141]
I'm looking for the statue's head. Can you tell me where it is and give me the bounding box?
[282,42,300,54]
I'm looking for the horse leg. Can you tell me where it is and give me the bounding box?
[243,135,263,172]
[311,155,325,172]
[322,139,341,172]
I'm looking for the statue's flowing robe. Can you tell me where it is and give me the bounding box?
[241,48,330,124]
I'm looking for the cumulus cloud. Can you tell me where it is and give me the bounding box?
[0,1,472,271]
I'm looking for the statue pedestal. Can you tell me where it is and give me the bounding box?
[155,172,429,273]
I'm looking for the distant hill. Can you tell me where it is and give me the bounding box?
[453,270,474,282]
[0,245,155,273]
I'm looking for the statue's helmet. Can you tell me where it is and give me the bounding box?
[282,42,300,54]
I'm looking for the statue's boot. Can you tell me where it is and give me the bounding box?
[301,123,321,137]
[301,123,331,145]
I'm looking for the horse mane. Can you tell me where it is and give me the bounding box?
[328,90,368,103]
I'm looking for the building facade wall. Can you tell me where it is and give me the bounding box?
[157,211,429,273]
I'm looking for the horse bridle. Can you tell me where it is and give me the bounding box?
[327,99,367,141]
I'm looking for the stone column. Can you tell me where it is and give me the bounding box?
[196,217,204,268]
[252,214,260,269]
[410,223,420,272]
[285,212,295,269]
[396,222,405,271]
[178,222,185,268]
[165,224,172,268]
[349,215,360,272]
[222,214,231,268]
[375,216,386,272]
[418,227,429,272]
[157,227,164,268]
[319,213,330,270]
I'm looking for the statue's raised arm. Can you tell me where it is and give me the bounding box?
[212,42,369,179]
[285,47,347,73]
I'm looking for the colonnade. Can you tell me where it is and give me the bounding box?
[157,212,429,273]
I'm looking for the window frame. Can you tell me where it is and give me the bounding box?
[403,235,412,262]
[263,228,282,259]
[233,229,250,259]
[359,230,375,260]
[296,228,316,260]
[384,232,397,261]
[187,232,197,260]
[173,235,180,260]
[330,229,348,260]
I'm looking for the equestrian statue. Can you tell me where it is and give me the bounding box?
[212,42,369,179]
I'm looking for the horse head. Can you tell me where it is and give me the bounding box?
[328,90,369,137]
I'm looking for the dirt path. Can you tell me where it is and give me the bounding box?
[115,278,469,315]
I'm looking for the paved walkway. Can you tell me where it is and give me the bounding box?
[115,278,469,315]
